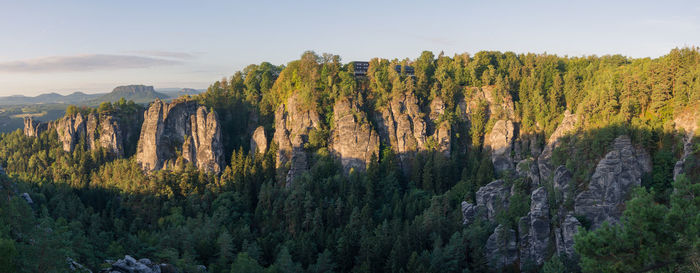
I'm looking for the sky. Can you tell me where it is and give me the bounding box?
[1,0,699,96]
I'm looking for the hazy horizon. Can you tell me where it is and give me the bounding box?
[2,0,699,96]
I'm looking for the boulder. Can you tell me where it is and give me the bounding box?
[329,98,380,173]
[485,120,515,174]
[250,126,268,155]
[518,187,550,267]
[136,99,224,173]
[20,192,33,204]
[485,224,518,270]
[574,135,651,229]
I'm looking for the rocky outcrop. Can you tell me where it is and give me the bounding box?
[485,224,519,270]
[554,213,581,257]
[518,187,550,267]
[55,113,88,153]
[459,86,516,122]
[87,114,123,157]
[375,92,428,172]
[67,257,92,273]
[475,179,511,221]
[574,135,651,229]
[136,99,224,173]
[329,98,380,173]
[485,120,516,173]
[461,201,477,226]
[673,109,699,180]
[516,158,540,186]
[99,255,184,273]
[274,94,322,185]
[553,165,573,201]
[20,192,33,204]
[250,126,268,155]
[429,98,451,156]
[23,117,49,137]
[538,110,579,180]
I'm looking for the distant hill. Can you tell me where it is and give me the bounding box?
[94,85,168,104]
[0,92,101,106]
[157,88,205,99]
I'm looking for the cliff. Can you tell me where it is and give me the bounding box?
[273,94,322,185]
[135,99,224,173]
[329,97,380,173]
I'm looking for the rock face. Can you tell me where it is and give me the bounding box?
[250,126,268,155]
[375,92,428,172]
[538,110,578,180]
[485,120,515,173]
[55,113,88,153]
[136,99,224,173]
[574,135,651,229]
[99,255,181,273]
[475,179,511,221]
[461,201,477,226]
[329,98,380,173]
[274,94,322,185]
[485,224,519,270]
[87,114,124,157]
[673,109,699,180]
[553,165,573,201]
[518,187,550,267]
[23,117,49,137]
[429,97,451,156]
[516,158,540,186]
[554,213,581,257]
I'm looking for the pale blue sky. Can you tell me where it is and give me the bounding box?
[1,0,699,96]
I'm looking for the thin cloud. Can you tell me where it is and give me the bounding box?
[131,50,196,59]
[0,54,182,73]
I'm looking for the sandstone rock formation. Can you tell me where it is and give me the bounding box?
[554,213,581,257]
[485,120,515,173]
[485,224,519,270]
[538,110,579,180]
[23,117,49,137]
[375,92,428,172]
[87,114,123,157]
[461,201,477,226]
[574,135,651,229]
[329,98,380,173]
[429,98,451,156]
[99,255,183,273]
[516,158,540,186]
[136,99,224,173]
[55,113,88,153]
[553,165,573,201]
[250,126,268,155]
[673,109,699,180]
[273,94,322,185]
[518,187,550,267]
[475,179,511,221]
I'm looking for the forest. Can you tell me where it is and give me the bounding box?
[0,48,699,273]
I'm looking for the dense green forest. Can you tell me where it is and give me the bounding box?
[0,48,699,273]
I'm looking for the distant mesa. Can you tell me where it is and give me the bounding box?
[95,85,168,104]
